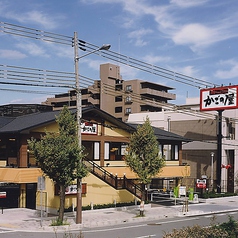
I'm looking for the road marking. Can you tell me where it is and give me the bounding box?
[85,217,202,233]
[0,230,16,233]
[136,235,156,238]
[154,217,199,225]
[83,223,146,233]
[228,212,238,215]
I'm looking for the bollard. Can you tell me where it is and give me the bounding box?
[139,201,144,216]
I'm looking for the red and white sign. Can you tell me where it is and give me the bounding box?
[81,122,97,135]
[0,192,6,198]
[200,85,238,111]
[196,179,206,189]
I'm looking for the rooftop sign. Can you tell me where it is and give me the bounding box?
[200,85,238,111]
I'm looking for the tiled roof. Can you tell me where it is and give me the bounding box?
[0,110,62,133]
[0,105,190,142]
[128,123,191,142]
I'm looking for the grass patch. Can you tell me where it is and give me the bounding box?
[50,218,70,226]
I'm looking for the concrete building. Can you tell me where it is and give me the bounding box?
[43,63,176,121]
[128,97,238,194]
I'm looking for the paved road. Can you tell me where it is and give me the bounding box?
[0,196,238,237]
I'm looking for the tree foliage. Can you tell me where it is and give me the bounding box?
[125,117,165,200]
[28,106,88,222]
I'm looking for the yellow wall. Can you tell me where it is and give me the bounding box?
[32,123,59,133]
[104,121,131,137]
[36,173,135,214]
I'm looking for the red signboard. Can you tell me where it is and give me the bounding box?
[81,122,97,135]
[200,85,238,111]
[196,179,206,189]
[0,192,6,198]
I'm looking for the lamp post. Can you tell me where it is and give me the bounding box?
[210,152,214,191]
[73,32,110,224]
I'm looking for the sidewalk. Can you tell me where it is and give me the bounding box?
[1,196,238,232]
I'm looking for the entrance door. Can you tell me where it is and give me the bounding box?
[26,183,36,209]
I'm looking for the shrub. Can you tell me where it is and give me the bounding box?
[64,201,136,212]
[163,216,238,238]
[51,218,69,226]
[163,224,229,238]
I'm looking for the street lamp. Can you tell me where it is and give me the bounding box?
[210,152,214,190]
[73,32,110,224]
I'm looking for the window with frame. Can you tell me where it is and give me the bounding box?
[115,107,122,113]
[115,96,123,102]
[109,142,127,161]
[125,85,132,92]
[125,96,132,103]
[159,144,179,161]
[125,108,131,114]
[82,141,100,160]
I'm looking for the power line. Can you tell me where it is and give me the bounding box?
[0,21,220,89]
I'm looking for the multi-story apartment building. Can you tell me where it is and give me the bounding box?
[43,63,176,121]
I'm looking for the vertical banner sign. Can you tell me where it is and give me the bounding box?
[200,85,238,111]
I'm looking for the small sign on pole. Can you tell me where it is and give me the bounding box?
[196,179,206,189]
[37,176,45,191]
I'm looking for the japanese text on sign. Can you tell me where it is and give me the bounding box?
[81,122,97,135]
[200,86,238,111]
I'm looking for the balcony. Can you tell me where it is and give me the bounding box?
[104,164,190,179]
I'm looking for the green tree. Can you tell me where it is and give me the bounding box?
[28,106,88,223]
[125,117,165,206]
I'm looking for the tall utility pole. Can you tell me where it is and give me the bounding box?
[74,32,83,224]
[217,110,223,193]
[210,152,214,190]
[73,32,110,224]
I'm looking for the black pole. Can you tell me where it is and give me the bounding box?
[217,110,223,193]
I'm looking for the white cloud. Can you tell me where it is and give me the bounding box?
[170,0,209,8]
[0,49,26,59]
[171,65,199,78]
[80,0,238,53]
[143,54,171,65]
[172,23,215,47]
[1,6,60,30]
[128,28,153,46]
[215,60,238,79]
[16,42,49,57]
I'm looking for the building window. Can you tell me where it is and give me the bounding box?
[160,144,179,161]
[115,96,122,102]
[115,107,122,113]
[125,96,132,104]
[82,141,100,160]
[125,108,131,114]
[109,142,127,161]
[104,142,109,160]
[125,85,132,92]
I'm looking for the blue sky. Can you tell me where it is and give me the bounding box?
[0,0,238,105]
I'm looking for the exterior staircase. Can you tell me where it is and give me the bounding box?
[84,159,142,199]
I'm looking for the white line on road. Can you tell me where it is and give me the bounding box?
[83,223,146,233]
[84,217,199,233]
[155,217,199,225]
[136,235,156,238]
